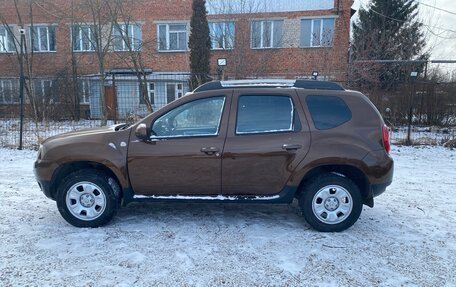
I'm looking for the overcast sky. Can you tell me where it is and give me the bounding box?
[352,1,455,66]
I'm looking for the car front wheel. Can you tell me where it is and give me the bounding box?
[299,173,362,232]
[56,169,120,227]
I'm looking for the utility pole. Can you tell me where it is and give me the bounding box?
[18,28,26,150]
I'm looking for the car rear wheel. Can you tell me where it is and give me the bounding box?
[56,169,120,227]
[299,173,362,232]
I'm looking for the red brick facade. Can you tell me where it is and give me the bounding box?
[0,0,352,79]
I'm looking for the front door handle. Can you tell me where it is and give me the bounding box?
[282,144,302,151]
[201,147,220,155]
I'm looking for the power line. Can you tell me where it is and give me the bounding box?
[416,1,456,16]
[358,1,456,35]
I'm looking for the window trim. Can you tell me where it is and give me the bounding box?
[157,23,188,52]
[250,20,283,50]
[165,82,185,104]
[30,25,56,52]
[235,94,296,135]
[112,23,142,51]
[0,79,18,104]
[0,26,14,53]
[151,96,226,139]
[80,80,90,105]
[35,79,57,104]
[300,17,335,48]
[147,82,155,106]
[209,21,235,50]
[72,25,95,52]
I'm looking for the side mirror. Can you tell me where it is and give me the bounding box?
[135,123,149,141]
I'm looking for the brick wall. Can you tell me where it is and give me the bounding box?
[0,0,353,80]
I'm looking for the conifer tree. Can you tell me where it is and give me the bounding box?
[351,0,428,87]
[189,0,211,89]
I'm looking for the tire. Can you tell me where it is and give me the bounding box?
[298,173,362,232]
[56,169,120,228]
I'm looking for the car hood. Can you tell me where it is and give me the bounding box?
[42,124,128,145]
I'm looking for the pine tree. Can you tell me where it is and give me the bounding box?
[188,0,211,89]
[351,0,428,88]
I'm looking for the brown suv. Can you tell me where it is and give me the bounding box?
[34,80,393,232]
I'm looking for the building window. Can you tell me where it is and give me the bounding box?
[34,79,57,103]
[209,21,234,50]
[166,83,184,104]
[0,79,18,104]
[79,79,91,104]
[30,26,56,52]
[300,18,335,47]
[251,20,283,49]
[72,25,95,52]
[147,82,155,105]
[158,23,188,51]
[113,24,142,51]
[0,26,14,52]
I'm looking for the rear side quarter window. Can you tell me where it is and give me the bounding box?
[306,95,351,130]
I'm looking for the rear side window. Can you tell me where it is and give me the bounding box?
[236,95,294,134]
[306,95,351,130]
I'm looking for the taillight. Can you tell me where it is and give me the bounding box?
[382,125,391,154]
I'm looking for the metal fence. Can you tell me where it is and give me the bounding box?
[1,72,455,149]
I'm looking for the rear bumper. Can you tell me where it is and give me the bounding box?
[371,181,392,198]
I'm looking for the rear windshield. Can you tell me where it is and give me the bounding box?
[306,95,352,130]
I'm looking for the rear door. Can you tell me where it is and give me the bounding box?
[221,89,311,196]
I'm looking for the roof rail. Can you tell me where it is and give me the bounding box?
[193,79,344,92]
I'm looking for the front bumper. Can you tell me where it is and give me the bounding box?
[34,159,57,200]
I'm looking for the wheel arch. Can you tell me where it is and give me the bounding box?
[296,164,371,206]
[49,161,123,200]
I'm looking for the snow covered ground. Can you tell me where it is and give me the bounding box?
[0,146,455,286]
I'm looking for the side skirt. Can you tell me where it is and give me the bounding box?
[121,186,297,207]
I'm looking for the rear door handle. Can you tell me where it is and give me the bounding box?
[201,147,220,155]
[282,144,302,151]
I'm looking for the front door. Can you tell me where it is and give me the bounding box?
[222,90,311,195]
[128,95,229,195]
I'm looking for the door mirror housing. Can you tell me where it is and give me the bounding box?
[135,123,149,141]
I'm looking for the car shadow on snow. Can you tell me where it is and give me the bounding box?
[114,200,311,230]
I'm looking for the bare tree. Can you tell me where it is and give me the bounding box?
[72,0,115,125]
[107,0,154,113]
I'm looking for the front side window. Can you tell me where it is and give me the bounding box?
[236,95,294,134]
[152,96,225,138]
[158,23,187,51]
[30,26,56,52]
[251,20,283,49]
[0,26,14,52]
[209,21,234,50]
[306,95,351,130]
[72,25,95,52]
[113,24,142,51]
[300,18,335,47]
